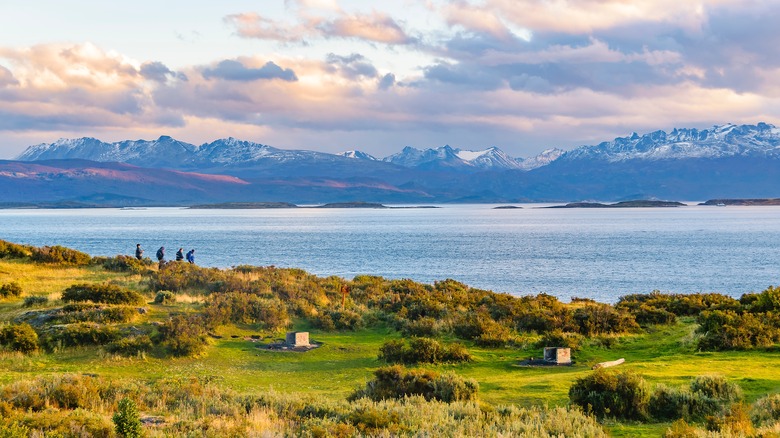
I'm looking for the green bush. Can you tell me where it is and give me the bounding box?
[689,375,742,404]
[349,365,478,403]
[100,255,152,274]
[568,369,650,420]
[633,304,677,325]
[0,240,33,259]
[572,304,640,336]
[22,295,48,307]
[45,323,120,348]
[536,329,583,351]
[751,393,780,426]
[203,292,289,330]
[113,397,142,438]
[30,245,91,265]
[155,314,208,357]
[105,335,153,356]
[57,304,138,324]
[453,312,514,347]
[154,291,176,304]
[648,384,691,421]
[378,338,471,365]
[0,323,39,353]
[696,310,780,350]
[648,375,742,422]
[0,282,22,299]
[61,283,145,305]
[401,316,441,337]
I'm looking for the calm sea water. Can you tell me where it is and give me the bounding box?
[1,205,779,302]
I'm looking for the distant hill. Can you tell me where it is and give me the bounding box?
[10,123,780,203]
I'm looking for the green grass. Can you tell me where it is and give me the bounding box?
[4,258,780,436]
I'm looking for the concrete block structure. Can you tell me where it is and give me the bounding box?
[543,347,571,365]
[286,331,310,347]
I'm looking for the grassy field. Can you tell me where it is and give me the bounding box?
[2,258,780,437]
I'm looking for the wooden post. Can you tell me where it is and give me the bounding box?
[341,284,350,309]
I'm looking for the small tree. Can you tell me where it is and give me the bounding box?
[113,397,142,438]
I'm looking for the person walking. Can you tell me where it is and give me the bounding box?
[156,246,165,266]
[175,248,184,261]
[186,249,195,264]
[135,244,143,260]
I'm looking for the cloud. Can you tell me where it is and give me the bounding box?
[319,12,412,44]
[0,65,17,87]
[225,8,413,45]
[326,53,378,80]
[140,61,179,82]
[202,60,298,82]
[378,73,395,90]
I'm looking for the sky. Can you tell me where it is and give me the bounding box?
[1,0,779,159]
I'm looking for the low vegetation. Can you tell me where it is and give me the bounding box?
[2,238,780,436]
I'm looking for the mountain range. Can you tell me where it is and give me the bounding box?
[5,122,780,205]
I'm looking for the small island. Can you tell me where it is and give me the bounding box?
[547,200,686,208]
[700,198,780,206]
[316,202,387,208]
[493,205,523,209]
[189,202,298,209]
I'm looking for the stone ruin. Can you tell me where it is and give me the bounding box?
[543,347,571,365]
[285,331,310,347]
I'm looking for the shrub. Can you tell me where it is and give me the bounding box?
[536,330,583,351]
[105,335,153,356]
[453,312,514,347]
[633,305,677,325]
[113,397,142,438]
[751,393,780,426]
[378,339,406,364]
[46,323,120,348]
[572,304,640,336]
[349,365,478,403]
[649,385,691,421]
[0,282,22,299]
[696,310,780,350]
[0,240,33,259]
[0,323,39,353]
[401,316,441,337]
[100,255,152,274]
[203,292,290,330]
[30,245,91,265]
[22,295,48,307]
[154,291,176,304]
[649,376,742,422]
[568,369,650,420]
[61,283,145,305]
[689,375,742,404]
[57,304,138,324]
[155,314,208,357]
[378,338,471,365]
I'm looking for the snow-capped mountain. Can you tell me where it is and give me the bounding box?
[383,145,523,170]
[561,123,780,162]
[454,147,523,170]
[518,148,564,170]
[338,150,377,160]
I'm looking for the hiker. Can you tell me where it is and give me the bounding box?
[156,246,165,263]
[186,249,195,264]
[175,248,184,261]
[135,244,143,260]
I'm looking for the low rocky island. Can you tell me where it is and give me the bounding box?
[189,202,298,209]
[548,200,686,208]
[493,205,523,209]
[700,198,780,206]
[316,202,387,208]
